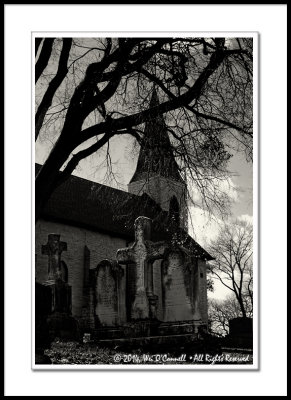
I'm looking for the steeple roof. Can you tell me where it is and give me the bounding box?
[130,89,184,184]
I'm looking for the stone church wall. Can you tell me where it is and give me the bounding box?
[153,260,163,320]
[198,260,208,324]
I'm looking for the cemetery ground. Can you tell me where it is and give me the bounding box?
[43,337,253,365]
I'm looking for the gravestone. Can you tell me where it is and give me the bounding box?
[40,234,78,341]
[42,233,67,281]
[162,250,197,322]
[116,216,203,328]
[35,281,53,364]
[116,217,166,320]
[227,317,253,348]
[94,259,124,327]
[41,234,71,314]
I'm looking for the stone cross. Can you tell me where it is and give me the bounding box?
[116,216,167,320]
[42,234,67,281]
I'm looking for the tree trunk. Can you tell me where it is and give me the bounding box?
[35,130,77,222]
[237,296,247,318]
[35,38,54,84]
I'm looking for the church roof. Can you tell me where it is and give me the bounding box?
[35,163,213,261]
[129,89,184,184]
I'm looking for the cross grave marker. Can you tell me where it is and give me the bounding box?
[116,216,202,323]
[116,216,168,320]
[42,234,67,281]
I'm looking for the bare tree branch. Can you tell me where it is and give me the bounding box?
[35,37,253,221]
[35,38,54,84]
[35,38,72,140]
[209,220,253,317]
[35,38,43,56]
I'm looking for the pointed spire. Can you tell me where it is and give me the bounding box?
[149,87,160,107]
[129,89,184,184]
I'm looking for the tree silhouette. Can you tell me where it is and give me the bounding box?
[208,220,253,318]
[35,37,253,221]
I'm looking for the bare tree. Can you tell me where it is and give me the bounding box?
[208,220,253,318]
[208,295,241,337]
[209,292,253,337]
[35,37,253,221]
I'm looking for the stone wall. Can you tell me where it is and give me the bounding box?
[35,219,127,319]
[153,260,163,320]
[125,264,135,320]
[161,252,193,322]
[198,260,208,324]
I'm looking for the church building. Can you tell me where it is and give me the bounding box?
[35,91,213,343]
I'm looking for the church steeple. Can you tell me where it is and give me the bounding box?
[129,89,184,184]
[128,89,188,231]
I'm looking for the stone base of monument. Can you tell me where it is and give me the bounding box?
[93,319,206,346]
[97,332,200,350]
[93,320,158,340]
[35,282,54,365]
[123,320,159,338]
[156,321,202,336]
[42,279,72,314]
[94,326,125,340]
[223,317,253,349]
[46,312,79,341]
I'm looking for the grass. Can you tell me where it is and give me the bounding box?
[44,339,253,365]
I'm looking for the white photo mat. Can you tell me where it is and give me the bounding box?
[5,4,287,396]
